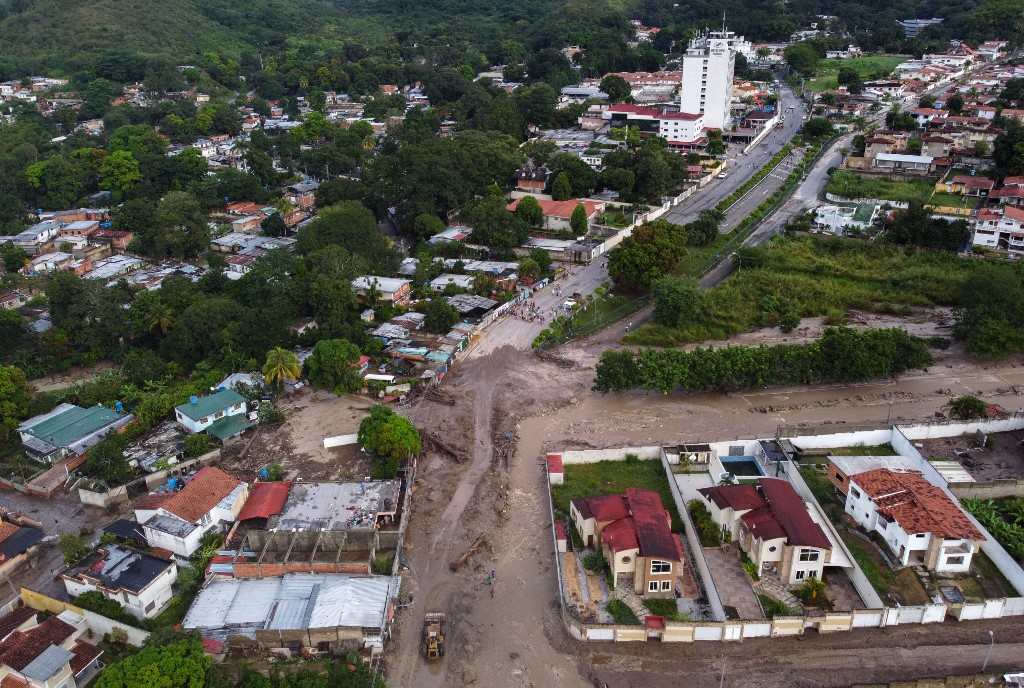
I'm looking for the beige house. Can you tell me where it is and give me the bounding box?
[0,608,103,688]
[570,489,683,597]
[698,478,834,585]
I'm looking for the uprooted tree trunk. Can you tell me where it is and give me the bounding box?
[450,534,486,572]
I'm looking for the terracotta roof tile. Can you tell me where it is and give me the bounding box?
[0,608,36,643]
[0,674,28,688]
[0,617,75,671]
[237,482,291,521]
[0,523,19,544]
[68,640,102,675]
[851,468,984,540]
[158,467,244,523]
[698,484,766,512]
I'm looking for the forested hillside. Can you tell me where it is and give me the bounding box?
[0,0,1019,76]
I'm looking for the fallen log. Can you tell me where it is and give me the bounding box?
[450,533,486,572]
[423,431,464,461]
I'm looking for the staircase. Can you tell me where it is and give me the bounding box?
[754,578,801,610]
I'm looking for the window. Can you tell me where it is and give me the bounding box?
[650,560,672,574]
[621,556,631,564]
[661,581,672,591]
[799,549,820,562]
[768,546,777,553]
[946,556,965,565]
[795,570,806,580]
[145,601,155,612]
[215,411,224,419]
[649,581,659,592]
[835,474,844,483]
[808,570,818,579]
[850,487,861,499]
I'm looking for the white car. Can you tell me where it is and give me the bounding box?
[717,172,728,179]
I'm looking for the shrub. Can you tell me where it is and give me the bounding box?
[184,433,212,457]
[371,554,395,574]
[583,549,606,573]
[607,599,641,624]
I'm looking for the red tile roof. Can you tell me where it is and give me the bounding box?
[202,637,226,654]
[237,481,291,521]
[134,492,174,512]
[0,617,75,671]
[1004,176,1024,187]
[1005,206,1024,223]
[698,483,766,512]
[996,187,1024,198]
[68,640,102,675]
[571,494,629,522]
[547,454,563,474]
[555,522,566,541]
[160,467,245,523]
[758,478,831,550]
[0,608,36,643]
[0,522,19,544]
[606,104,663,117]
[850,468,983,540]
[601,517,639,553]
[624,489,682,561]
[0,675,28,688]
[950,175,994,190]
[661,111,702,120]
[506,198,603,220]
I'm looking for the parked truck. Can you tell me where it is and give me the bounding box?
[421,612,446,660]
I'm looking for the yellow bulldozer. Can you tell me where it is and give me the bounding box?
[420,612,446,660]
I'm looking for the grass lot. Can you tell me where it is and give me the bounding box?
[804,55,909,93]
[929,192,981,209]
[626,235,973,347]
[968,550,1020,597]
[551,458,682,532]
[827,170,937,203]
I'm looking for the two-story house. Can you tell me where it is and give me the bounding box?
[972,206,1024,253]
[0,608,103,688]
[350,276,412,307]
[173,389,251,442]
[135,467,249,561]
[61,544,177,620]
[699,478,834,585]
[844,468,983,573]
[570,488,684,598]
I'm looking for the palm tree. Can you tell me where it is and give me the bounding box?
[149,307,175,336]
[263,347,301,387]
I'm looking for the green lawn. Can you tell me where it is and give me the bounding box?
[805,55,909,92]
[551,458,682,531]
[827,170,937,203]
[929,193,981,209]
[827,443,899,456]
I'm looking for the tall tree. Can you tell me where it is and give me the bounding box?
[262,347,301,387]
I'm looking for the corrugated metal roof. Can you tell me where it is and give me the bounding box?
[183,574,398,639]
[21,645,74,681]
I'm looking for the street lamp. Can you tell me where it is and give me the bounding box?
[982,630,994,672]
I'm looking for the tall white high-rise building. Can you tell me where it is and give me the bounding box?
[679,29,742,130]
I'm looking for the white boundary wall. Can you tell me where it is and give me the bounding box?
[549,415,1024,643]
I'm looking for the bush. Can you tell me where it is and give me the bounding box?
[371,554,395,574]
[779,310,801,332]
[183,433,212,457]
[688,499,722,546]
[742,560,759,580]
[947,395,987,420]
[57,532,89,565]
[759,594,800,619]
[607,599,641,624]
[642,598,691,621]
[583,549,606,573]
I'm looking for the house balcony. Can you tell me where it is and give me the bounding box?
[941,542,972,555]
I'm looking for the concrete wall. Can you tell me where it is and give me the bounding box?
[790,428,894,451]
[661,449,726,621]
[949,479,1024,499]
[899,413,1024,440]
[20,588,149,646]
[558,446,662,465]
[78,449,221,508]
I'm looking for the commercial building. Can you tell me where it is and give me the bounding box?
[680,29,742,129]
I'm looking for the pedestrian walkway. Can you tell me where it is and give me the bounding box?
[702,546,764,619]
[754,577,801,610]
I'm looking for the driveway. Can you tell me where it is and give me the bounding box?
[701,546,764,620]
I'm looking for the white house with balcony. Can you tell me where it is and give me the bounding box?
[843,468,983,573]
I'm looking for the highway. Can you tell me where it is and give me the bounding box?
[663,81,807,226]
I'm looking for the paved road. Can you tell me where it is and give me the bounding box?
[664,82,807,226]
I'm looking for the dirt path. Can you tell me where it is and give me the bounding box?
[28,362,116,393]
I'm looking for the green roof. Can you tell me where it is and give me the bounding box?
[206,414,255,442]
[175,389,245,422]
[23,405,125,447]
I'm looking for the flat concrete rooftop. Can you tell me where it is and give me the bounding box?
[269,481,401,532]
